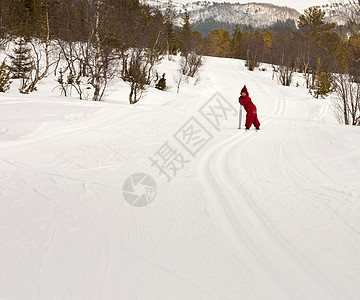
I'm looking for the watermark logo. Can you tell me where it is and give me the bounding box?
[123,91,237,207]
[149,141,190,182]
[148,92,236,185]
[173,116,213,157]
[122,173,157,207]
[199,92,238,131]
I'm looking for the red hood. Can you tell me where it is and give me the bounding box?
[241,85,249,96]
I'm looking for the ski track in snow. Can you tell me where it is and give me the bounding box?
[200,99,336,299]
[197,59,359,299]
[1,56,360,299]
[198,95,343,299]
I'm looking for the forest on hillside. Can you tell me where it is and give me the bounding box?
[0,0,359,124]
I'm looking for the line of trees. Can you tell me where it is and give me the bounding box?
[0,0,203,103]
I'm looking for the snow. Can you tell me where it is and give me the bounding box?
[1,55,360,299]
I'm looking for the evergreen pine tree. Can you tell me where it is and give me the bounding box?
[0,60,12,92]
[179,9,193,55]
[8,38,33,92]
[155,73,166,91]
[297,7,327,36]
[262,29,273,61]
[231,25,243,58]
[209,29,231,57]
[312,58,333,98]
[165,0,177,57]
[297,7,338,92]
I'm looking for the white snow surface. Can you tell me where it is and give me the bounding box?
[1,55,360,300]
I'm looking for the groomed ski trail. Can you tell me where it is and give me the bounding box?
[198,61,353,299]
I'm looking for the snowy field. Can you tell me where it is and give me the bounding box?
[1,55,360,299]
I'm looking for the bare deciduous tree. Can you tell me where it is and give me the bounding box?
[273,63,296,86]
[121,49,150,104]
[24,8,52,93]
[332,73,360,125]
[173,69,187,94]
[121,46,161,104]
[242,31,263,71]
[332,0,360,26]
[180,51,203,77]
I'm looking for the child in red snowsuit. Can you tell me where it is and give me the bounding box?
[239,85,260,130]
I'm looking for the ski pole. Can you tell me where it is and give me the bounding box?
[238,105,242,129]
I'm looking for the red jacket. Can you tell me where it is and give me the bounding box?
[239,95,256,113]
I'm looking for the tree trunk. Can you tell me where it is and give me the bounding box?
[25,7,51,93]
[129,82,134,104]
[93,0,101,101]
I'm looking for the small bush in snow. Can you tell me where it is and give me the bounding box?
[155,73,166,91]
[0,60,12,92]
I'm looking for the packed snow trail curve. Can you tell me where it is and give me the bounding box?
[198,62,349,299]
[198,104,341,299]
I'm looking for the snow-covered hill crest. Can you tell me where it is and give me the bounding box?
[144,0,300,27]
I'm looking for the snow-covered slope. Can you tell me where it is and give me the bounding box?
[144,0,300,27]
[1,56,360,299]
